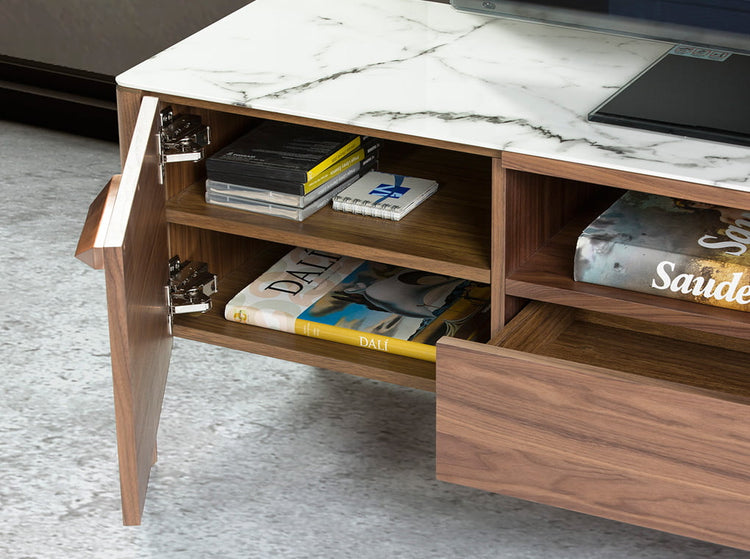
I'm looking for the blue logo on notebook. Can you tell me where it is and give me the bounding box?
[369,175,409,204]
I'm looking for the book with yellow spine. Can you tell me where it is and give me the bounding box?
[206,151,378,208]
[206,121,362,184]
[225,247,491,361]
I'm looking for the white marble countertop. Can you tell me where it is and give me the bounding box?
[117,0,750,193]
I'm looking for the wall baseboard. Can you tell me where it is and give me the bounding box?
[0,56,118,141]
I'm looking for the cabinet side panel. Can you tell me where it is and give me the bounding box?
[162,103,251,199]
[116,87,144,167]
[168,223,260,280]
[436,339,750,551]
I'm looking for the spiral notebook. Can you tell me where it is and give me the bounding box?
[331,171,438,221]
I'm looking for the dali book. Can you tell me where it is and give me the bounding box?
[225,247,491,361]
[331,171,438,220]
[206,121,363,184]
[574,190,750,311]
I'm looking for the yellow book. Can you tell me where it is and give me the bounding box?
[302,143,370,194]
[225,247,491,362]
[295,320,437,361]
[305,136,361,183]
[206,120,362,184]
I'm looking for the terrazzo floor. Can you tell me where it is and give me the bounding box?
[2,120,749,558]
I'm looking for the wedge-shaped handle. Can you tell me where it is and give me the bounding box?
[75,174,121,269]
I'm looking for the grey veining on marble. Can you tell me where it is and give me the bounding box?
[2,119,749,558]
[117,0,750,192]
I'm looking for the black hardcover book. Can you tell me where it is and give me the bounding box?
[207,138,380,195]
[206,121,362,184]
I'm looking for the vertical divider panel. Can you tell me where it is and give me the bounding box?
[501,164,600,323]
[491,157,507,332]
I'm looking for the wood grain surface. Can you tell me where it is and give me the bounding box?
[437,304,750,550]
[102,97,171,525]
[75,174,121,269]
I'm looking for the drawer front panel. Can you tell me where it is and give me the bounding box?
[436,338,750,551]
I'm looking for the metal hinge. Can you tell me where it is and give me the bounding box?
[160,107,211,164]
[167,256,218,325]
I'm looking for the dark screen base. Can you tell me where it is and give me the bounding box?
[589,47,750,148]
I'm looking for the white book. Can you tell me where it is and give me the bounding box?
[331,171,438,221]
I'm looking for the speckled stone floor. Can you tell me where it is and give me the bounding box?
[1,120,748,558]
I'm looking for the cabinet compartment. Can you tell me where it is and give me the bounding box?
[436,301,750,550]
[172,247,437,391]
[156,103,495,391]
[501,156,750,339]
[166,139,493,284]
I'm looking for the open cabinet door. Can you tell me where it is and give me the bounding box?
[79,95,172,525]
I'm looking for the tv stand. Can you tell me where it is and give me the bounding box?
[76,0,750,551]
[589,46,750,147]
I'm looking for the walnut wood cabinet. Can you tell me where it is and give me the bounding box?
[77,86,750,551]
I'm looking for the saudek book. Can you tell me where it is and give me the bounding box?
[574,191,750,311]
[225,247,491,361]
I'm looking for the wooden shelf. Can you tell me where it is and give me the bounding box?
[166,142,492,284]
[172,258,437,392]
[506,207,750,340]
[494,301,750,399]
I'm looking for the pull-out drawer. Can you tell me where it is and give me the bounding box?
[436,301,750,551]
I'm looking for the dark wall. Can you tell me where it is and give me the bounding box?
[0,1,251,139]
[0,0,449,139]
[0,1,250,76]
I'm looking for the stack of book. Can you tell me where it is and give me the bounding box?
[574,190,750,311]
[205,121,379,221]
